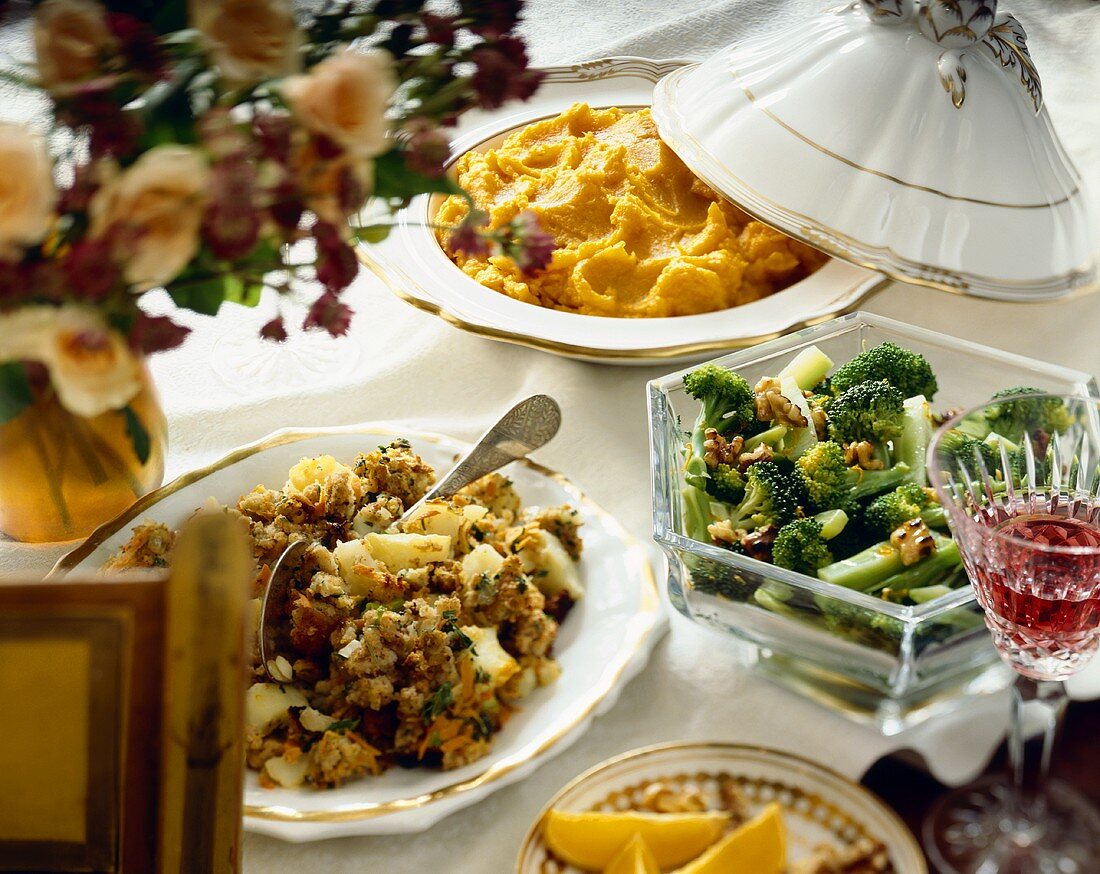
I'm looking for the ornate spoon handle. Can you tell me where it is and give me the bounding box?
[398,394,562,524]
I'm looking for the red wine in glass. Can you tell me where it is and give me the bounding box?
[966,504,1100,680]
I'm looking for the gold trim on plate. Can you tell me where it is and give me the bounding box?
[514,741,928,874]
[50,426,663,824]
[356,248,889,362]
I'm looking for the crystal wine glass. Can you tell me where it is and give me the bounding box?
[924,393,1100,873]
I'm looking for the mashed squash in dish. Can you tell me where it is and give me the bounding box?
[436,103,828,318]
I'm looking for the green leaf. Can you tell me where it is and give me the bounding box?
[353,224,392,244]
[372,149,461,202]
[0,362,33,425]
[325,717,360,734]
[122,406,151,465]
[168,278,226,315]
[222,274,263,308]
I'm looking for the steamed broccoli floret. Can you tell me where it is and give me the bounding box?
[829,341,939,401]
[683,364,756,436]
[814,596,904,654]
[796,440,849,509]
[864,483,936,536]
[772,518,833,575]
[684,554,757,602]
[827,379,905,446]
[937,428,998,473]
[705,463,746,504]
[727,460,805,530]
[986,387,1073,439]
[682,364,756,496]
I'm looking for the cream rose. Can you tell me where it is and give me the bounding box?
[0,305,141,418]
[0,124,56,262]
[192,0,299,85]
[89,146,211,290]
[34,0,117,94]
[281,48,396,157]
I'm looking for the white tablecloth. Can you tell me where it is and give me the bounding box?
[2,1,1099,870]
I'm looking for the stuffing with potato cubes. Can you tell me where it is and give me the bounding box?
[104,439,583,789]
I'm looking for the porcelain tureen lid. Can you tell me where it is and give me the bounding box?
[651,0,1095,300]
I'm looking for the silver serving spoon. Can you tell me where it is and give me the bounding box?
[258,394,562,681]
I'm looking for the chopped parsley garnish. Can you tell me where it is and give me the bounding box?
[422,681,454,723]
[326,717,360,734]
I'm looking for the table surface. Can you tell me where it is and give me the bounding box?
[2,1,1099,871]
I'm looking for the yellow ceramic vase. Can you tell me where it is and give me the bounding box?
[0,367,167,543]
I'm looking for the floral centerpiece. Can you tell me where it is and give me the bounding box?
[0,0,551,542]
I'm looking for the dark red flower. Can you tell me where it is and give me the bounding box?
[203,202,261,261]
[269,179,305,231]
[448,209,491,259]
[469,37,543,109]
[313,222,359,293]
[313,134,343,161]
[504,210,555,274]
[61,87,141,157]
[403,120,450,178]
[107,13,167,80]
[302,291,353,338]
[128,312,191,355]
[461,0,523,38]
[254,114,293,164]
[64,240,120,301]
[422,13,458,46]
[336,164,367,216]
[259,316,288,342]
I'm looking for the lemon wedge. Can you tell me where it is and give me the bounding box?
[543,809,729,870]
[672,802,786,874]
[603,834,661,874]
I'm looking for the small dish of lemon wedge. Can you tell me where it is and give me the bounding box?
[516,742,927,874]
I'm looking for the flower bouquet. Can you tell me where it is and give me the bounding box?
[0,0,550,542]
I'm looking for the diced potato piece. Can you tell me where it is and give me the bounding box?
[462,504,489,523]
[364,532,452,571]
[463,626,519,688]
[402,500,469,541]
[516,530,584,600]
[246,682,308,731]
[333,539,378,580]
[461,543,504,585]
[286,455,354,492]
[299,707,336,732]
[264,752,311,788]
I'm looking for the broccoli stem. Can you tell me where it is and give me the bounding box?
[814,509,849,540]
[817,541,904,590]
[777,345,834,390]
[895,396,932,487]
[866,538,961,594]
[682,485,714,544]
[743,425,787,450]
[909,584,953,604]
[921,505,948,529]
[847,463,911,501]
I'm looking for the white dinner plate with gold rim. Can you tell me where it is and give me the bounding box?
[517,741,927,873]
[359,57,889,366]
[51,425,665,840]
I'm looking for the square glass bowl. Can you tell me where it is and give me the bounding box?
[648,312,1098,733]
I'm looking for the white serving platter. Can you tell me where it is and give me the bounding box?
[52,425,665,840]
[360,57,888,366]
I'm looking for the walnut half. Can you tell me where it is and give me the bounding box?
[754,377,808,428]
[890,519,935,566]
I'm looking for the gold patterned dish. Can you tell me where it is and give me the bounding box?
[516,742,927,873]
[51,426,665,840]
[361,57,887,365]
